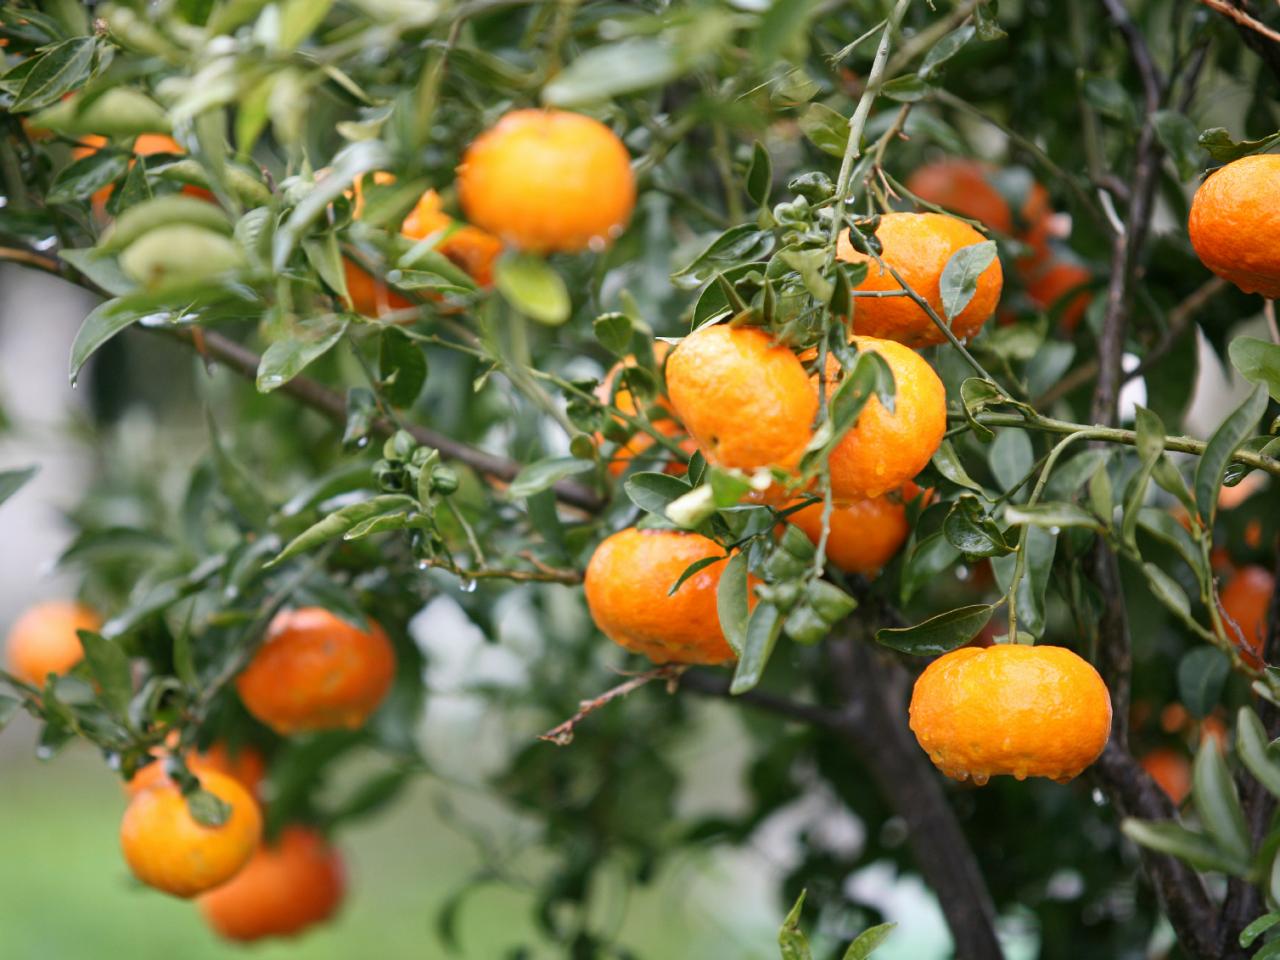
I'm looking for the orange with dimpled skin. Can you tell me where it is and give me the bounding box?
[820,337,947,500]
[666,324,817,475]
[120,770,262,898]
[909,644,1112,784]
[457,109,635,254]
[199,825,345,942]
[236,608,396,735]
[785,485,921,575]
[584,528,743,665]
[1188,154,1280,299]
[837,212,1004,347]
[1219,564,1274,668]
[596,343,695,477]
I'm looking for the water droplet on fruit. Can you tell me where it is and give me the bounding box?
[971,772,989,786]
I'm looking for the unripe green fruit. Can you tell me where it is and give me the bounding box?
[120,225,245,289]
[98,196,232,256]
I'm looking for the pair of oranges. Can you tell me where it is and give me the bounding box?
[346,108,636,317]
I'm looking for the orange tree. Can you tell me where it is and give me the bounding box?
[2,1,1280,957]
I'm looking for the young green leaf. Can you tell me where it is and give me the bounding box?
[843,922,896,960]
[730,602,782,694]
[257,317,348,392]
[778,890,812,960]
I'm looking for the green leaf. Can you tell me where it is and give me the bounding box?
[1229,336,1280,402]
[843,922,896,960]
[730,602,783,695]
[939,241,997,321]
[900,531,961,603]
[931,439,986,494]
[1121,819,1249,875]
[1143,562,1191,619]
[918,25,975,78]
[988,427,1032,493]
[669,555,724,596]
[256,317,348,392]
[507,457,592,500]
[0,466,38,509]
[378,328,428,407]
[807,579,856,624]
[269,494,418,566]
[624,471,691,516]
[1179,647,1230,718]
[11,37,94,112]
[746,141,772,207]
[593,312,633,356]
[943,497,1012,558]
[495,253,571,326]
[186,788,232,828]
[1192,732,1251,865]
[1194,384,1269,526]
[753,0,824,66]
[959,377,1000,442]
[1237,707,1280,801]
[880,74,931,102]
[673,225,773,286]
[1084,75,1134,123]
[77,630,133,719]
[1153,110,1202,181]
[799,103,849,158]
[1004,502,1102,530]
[716,552,750,656]
[778,890,812,960]
[991,525,1055,636]
[0,695,21,732]
[1122,406,1166,548]
[1198,127,1280,163]
[278,0,335,49]
[46,151,129,204]
[59,248,135,296]
[543,38,679,107]
[274,140,389,270]
[68,298,152,383]
[1136,508,1201,573]
[1240,912,1280,948]
[875,604,993,656]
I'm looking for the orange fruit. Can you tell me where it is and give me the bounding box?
[457,109,635,254]
[905,160,1048,236]
[401,189,502,287]
[1140,748,1191,805]
[1027,261,1092,333]
[784,484,921,575]
[1219,564,1274,668]
[198,825,345,942]
[909,644,1112,784]
[666,324,817,474]
[5,601,102,687]
[126,741,266,799]
[838,212,1004,347]
[596,342,694,476]
[584,528,746,665]
[235,608,396,735]
[343,258,414,318]
[820,336,947,500]
[120,769,262,898]
[1189,154,1280,298]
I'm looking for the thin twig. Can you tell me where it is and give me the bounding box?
[539,665,688,745]
[1199,0,1280,43]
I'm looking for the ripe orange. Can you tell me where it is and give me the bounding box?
[199,825,345,942]
[1188,154,1280,298]
[5,601,102,687]
[909,644,1112,784]
[126,741,266,799]
[343,259,414,318]
[457,109,635,254]
[1219,564,1274,668]
[666,324,817,474]
[596,342,695,476]
[120,770,262,898]
[235,608,396,735]
[905,160,1049,237]
[401,189,502,287]
[584,528,746,665]
[1140,748,1191,805]
[838,212,1004,347]
[1027,261,1092,333]
[784,484,922,575]
[819,336,947,500]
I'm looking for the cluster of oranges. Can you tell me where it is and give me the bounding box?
[906,159,1093,331]
[5,604,393,941]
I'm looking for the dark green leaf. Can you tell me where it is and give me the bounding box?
[269,494,418,566]
[1178,647,1230,718]
[257,317,348,392]
[730,602,782,694]
[918,25,975,78]
[943,497,1012,558]
[1004,502,1102,530]
[186,788,232,828]
[47,151,129,204]
[746,141,772,207]
[77,630,132,719]
[1143,562,1191,619]
[880,74,931,102]
[593,312,633,356]
[931,440,986,494]
[12,37,94,111]
[1153,110,1202,181]
[624,471,691,516]
[1198,127,1280,163]
[668,556,723,596]
[1229,336,1280,402]
[1121,819,1248,875]
[1237,708,1280,801]
[379,328,428,407]
[1194,384,1268,525]
[876,604,993,656]
[717,552,750,657]
[1192,733,1251,864]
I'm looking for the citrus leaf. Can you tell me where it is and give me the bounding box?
[495,253,571,325]
[1237,707,1280,801]
[875,604,993,656]
[730,602,782,694]
[0,465,38,509]
[256,317,348,392]
[1194,384,1268,526]
[507,457,592,500]
[939,241,997,321]
[843,922,896,960]
[716,552,750,656]
[1192,732,1251,865]
[1229,336,1280,402]
[1121,819,1249,875]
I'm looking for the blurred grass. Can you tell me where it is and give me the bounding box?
[0,725,776,960]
